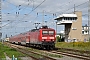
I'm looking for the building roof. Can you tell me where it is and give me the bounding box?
[55,14,77,20]
[82,24,88,27]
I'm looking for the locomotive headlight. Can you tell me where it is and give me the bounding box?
[53,40,55,41]
[42,39,46,41]
[42,40,44,41]
[51,39,54,41]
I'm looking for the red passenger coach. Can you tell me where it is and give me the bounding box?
[9,26,56,49]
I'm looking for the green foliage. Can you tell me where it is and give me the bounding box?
[0,42,26,60]
[56,36,64,42]
[89,38,90,42]
[56,36,61,42]
[5,48,25,58]
[0,43,5,58]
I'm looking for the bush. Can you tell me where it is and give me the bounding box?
[56,36,61,42]
[61,38,65,42]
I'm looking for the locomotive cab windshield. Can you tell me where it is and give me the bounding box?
[42,30,54,35]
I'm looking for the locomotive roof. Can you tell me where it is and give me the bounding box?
[30,29,39,32]
[10,26,55,38]
[30,28,54,32]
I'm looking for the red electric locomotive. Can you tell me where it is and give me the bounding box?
[9,26,56,49]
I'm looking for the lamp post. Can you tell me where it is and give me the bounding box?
[56,22,57,34]
[56,21,57,42]
[88,0,90,41]
[0,0,2,44]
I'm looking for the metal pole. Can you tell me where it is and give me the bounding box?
[42,10,44,26]
[56,22,57,42]
[0,0,2,43]
[74,4,75,14]
[88,0,90,41]
[33,0,34,10]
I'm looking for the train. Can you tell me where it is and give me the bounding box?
[9,26,56,49]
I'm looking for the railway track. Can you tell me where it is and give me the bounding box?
[57,48,90,59]
[39,47,90,60]
[35,47,90,60]
[4,42,90,60]
[4,42,56,60]
[58,48,90,56]
[47,50,90,60]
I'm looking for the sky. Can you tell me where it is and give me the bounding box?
[1,0,89,38]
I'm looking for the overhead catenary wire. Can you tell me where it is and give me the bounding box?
[13,0,46,28]
[2,0,46,28]
[3,0,88,22]
[2,0,35,27]
[2,0,89,37]
[2,0,88,28]
[55,1,88,14]
[3,0,33,15]
[32,1,88,18]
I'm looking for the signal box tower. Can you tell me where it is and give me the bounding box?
[55,11,82,42]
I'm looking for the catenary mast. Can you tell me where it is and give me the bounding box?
[0,0,2,41]
[88,0,90,40]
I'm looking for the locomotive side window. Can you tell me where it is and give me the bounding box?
[49,31,54,35]
[42,31,48,34]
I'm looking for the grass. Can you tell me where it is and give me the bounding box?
[0,42,5,58]
[0,42,26,60]
[55,42,90,51]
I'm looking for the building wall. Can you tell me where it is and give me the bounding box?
[82,25,88,35]
[81,35,89,42]
[68,11,89,42]
[72,11,82,41]
[65,24,72,42]
[65,11,82,42]
[81,25,89,42]
[56,11,89,42]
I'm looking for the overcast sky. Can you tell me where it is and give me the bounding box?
[1,0,89,38]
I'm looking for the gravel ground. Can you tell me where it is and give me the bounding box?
[19,56,83,60]
[20,57,33,60]
[43,51,83,60]
[56,55,83,60]
[4,52,11,60]
[6,56,11,60]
